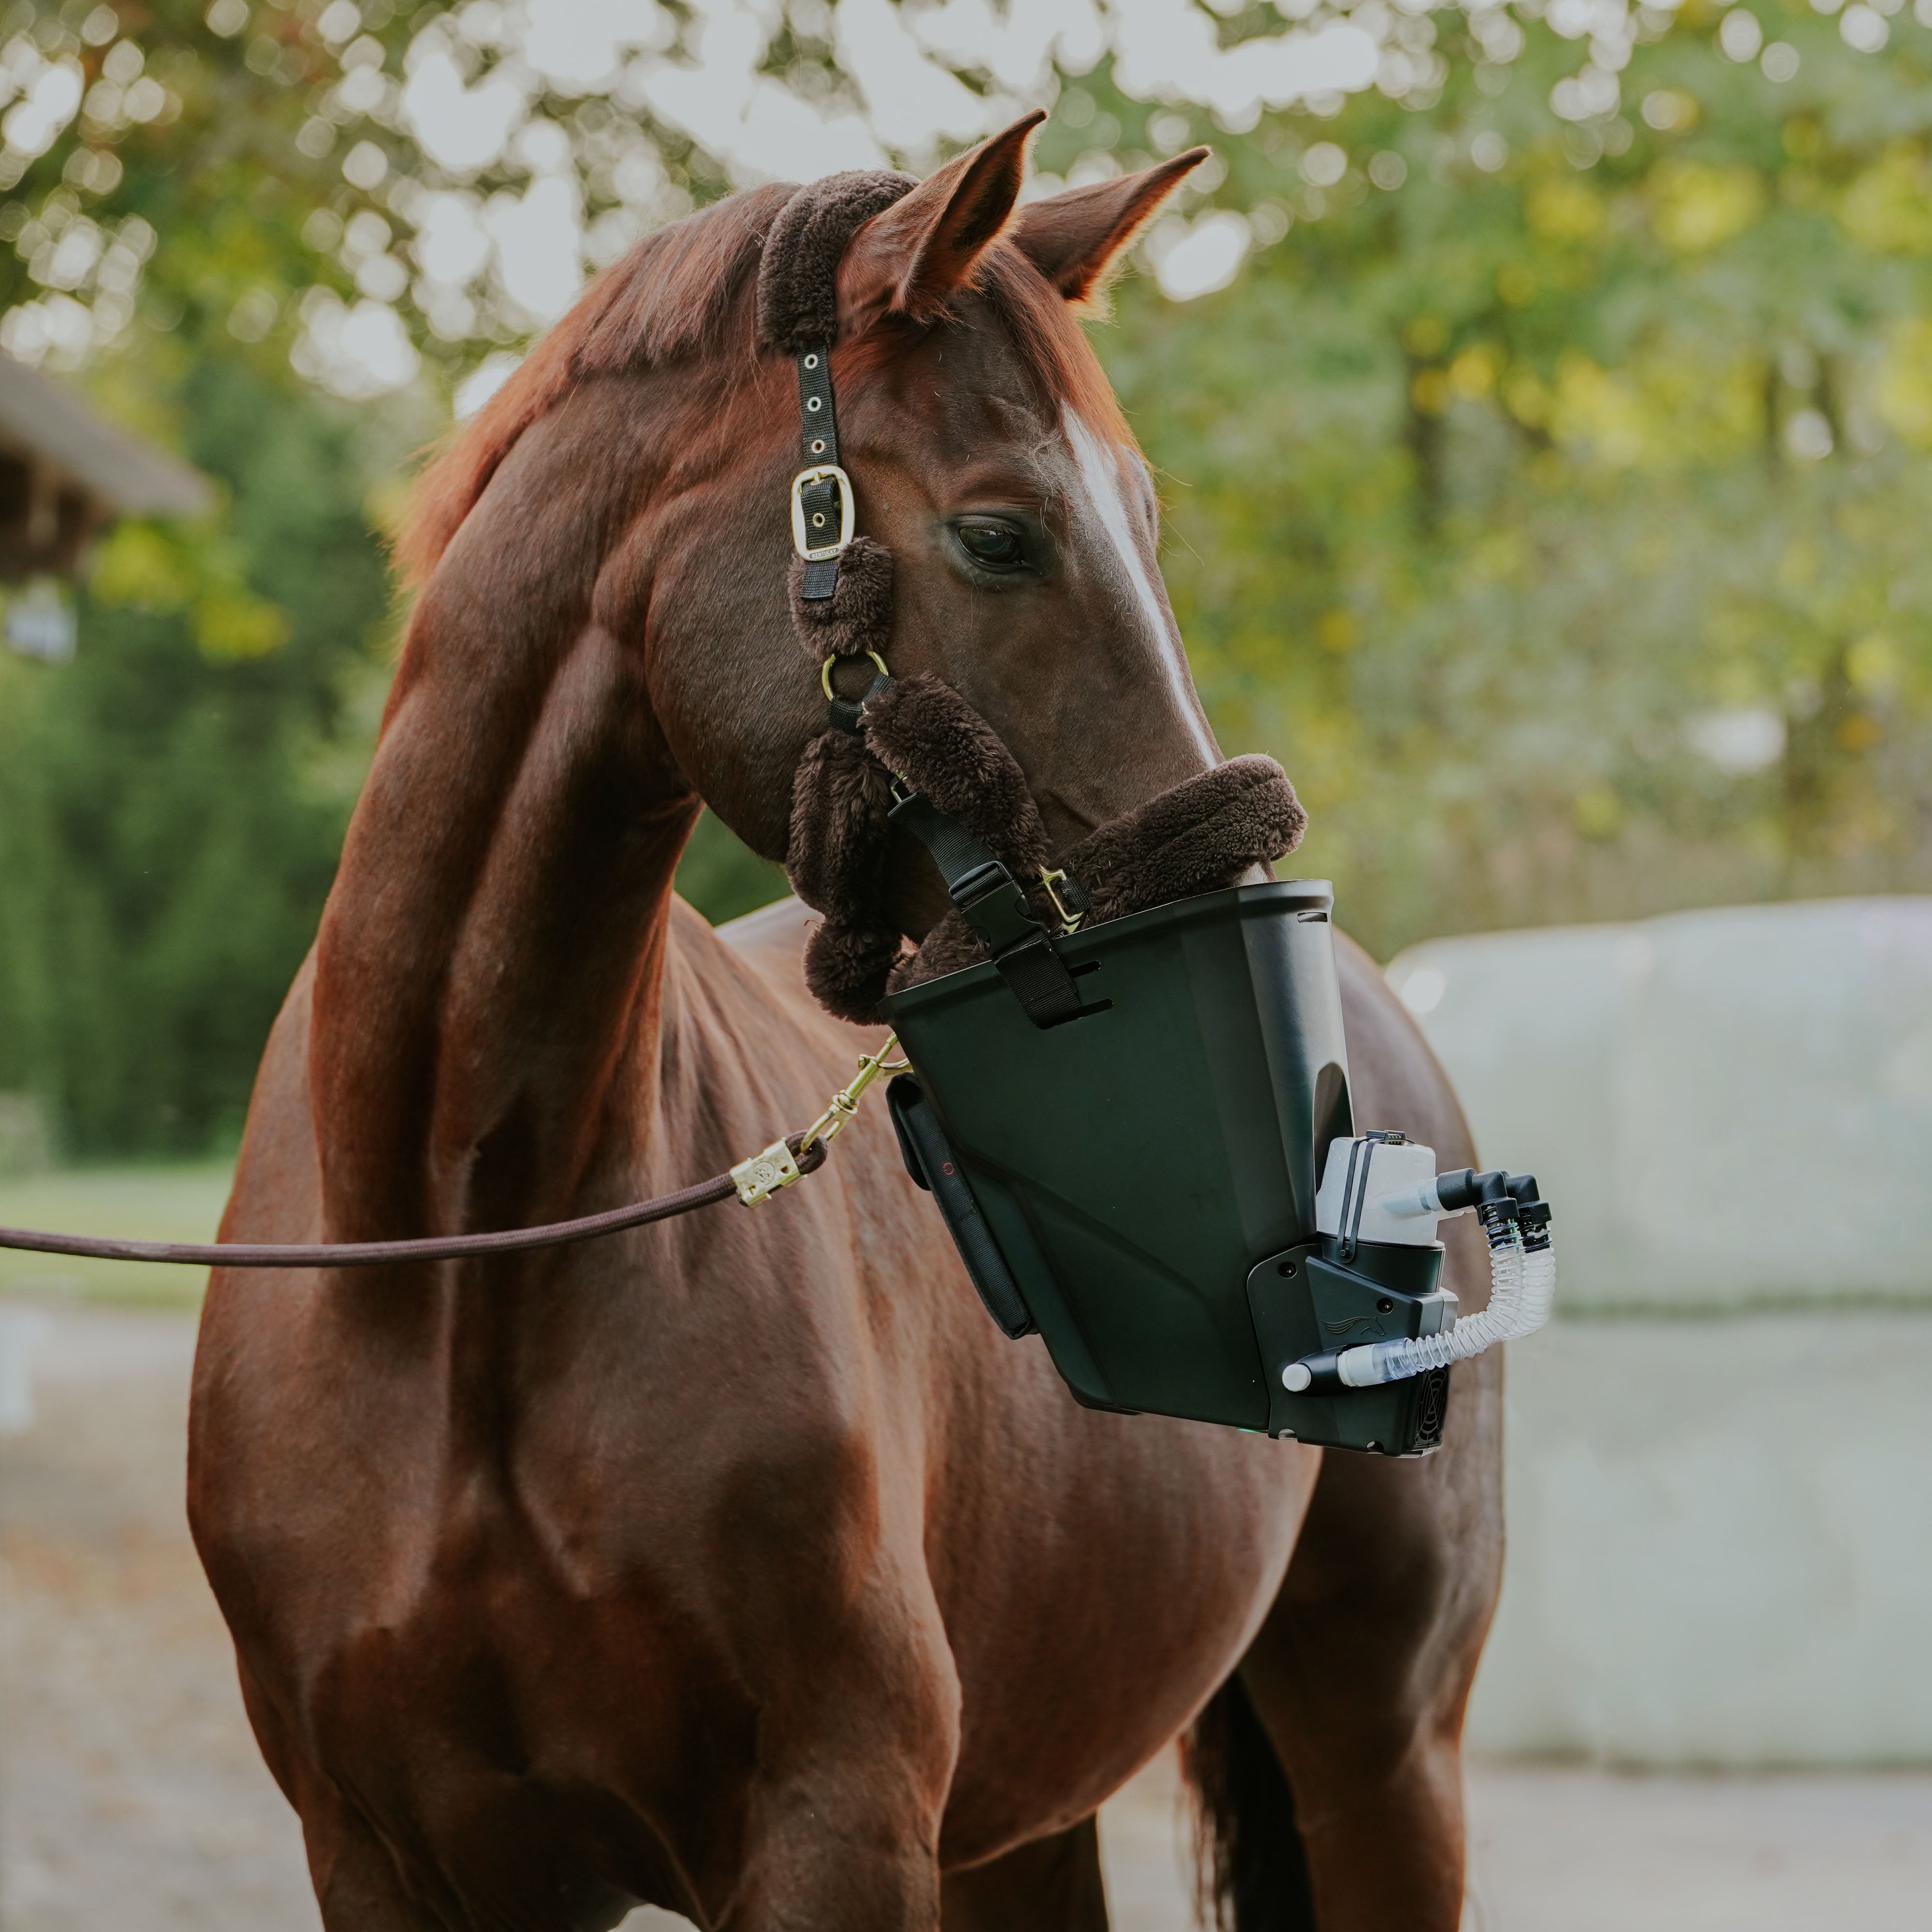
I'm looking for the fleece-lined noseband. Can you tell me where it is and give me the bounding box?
[762,172,1308,1028]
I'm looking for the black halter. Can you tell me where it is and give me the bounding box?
[781,320,1094,1027]
[759,170,1299,1034]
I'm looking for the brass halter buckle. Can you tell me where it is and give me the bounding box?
[791,464,855,563]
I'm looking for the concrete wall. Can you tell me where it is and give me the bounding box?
[1466,1312,1932,1765]
[1385,898,1932,1765]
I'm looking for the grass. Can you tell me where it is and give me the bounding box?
[0,1162,235,1307]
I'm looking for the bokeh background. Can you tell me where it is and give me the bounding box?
[3,1,1932,1928]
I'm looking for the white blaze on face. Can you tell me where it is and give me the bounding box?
[1063,410,1218,766]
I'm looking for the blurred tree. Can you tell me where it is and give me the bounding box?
[1027,2,1932,952]
[6,0,1932,1149]
[0,0,407,1157]
[0,355,396,1155]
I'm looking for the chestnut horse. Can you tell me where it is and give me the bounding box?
[189,118,1501,1932]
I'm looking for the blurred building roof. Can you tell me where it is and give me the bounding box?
[0,350,210,522]
[0,351,210,603]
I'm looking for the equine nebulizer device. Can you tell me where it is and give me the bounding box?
[1255,1130,1554,1455]
[883,880,1555,1456]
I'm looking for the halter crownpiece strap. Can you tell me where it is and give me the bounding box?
[791,346,847,601]
[754,170,912,352]
[756,170,913,607]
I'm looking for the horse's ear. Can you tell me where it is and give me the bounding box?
[839,112,1046,328]
[1010,149,1210,307]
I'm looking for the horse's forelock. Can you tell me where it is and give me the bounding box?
[396,184,1136,589]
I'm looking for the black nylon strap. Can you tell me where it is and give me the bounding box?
[889,791,1000,887]
[800,545,839,600]
[990,931,1089,1027]
[796,341,843,602]
[796,340,839,460]
[889,792,1085,1027]
[826,668,892,737]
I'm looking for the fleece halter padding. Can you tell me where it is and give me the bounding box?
[755,170,912,355]
[888,747,1308,998]
[761,170,1309,1026]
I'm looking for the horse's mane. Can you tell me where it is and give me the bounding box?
[398,181,1134,587]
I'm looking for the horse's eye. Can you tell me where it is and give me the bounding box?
[955,520,1026,571]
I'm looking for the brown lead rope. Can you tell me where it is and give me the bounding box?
[0,1039,904,1270]
[0,1145,802,1269]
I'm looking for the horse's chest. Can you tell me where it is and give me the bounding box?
[282,1492,741,1842]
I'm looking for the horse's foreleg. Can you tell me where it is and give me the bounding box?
[721,1772,949,1932]
[293,1776,449,1932]
[229,1658,448,1930]
[938,1819,1108,1932]
[1238,1350,1505,1932]
[715,1588,962,1932]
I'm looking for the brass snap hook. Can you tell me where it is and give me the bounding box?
[796,1035,911,1159]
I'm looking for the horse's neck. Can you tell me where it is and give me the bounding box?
[308,400,705,1244]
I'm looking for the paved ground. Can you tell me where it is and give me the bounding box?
[6,1300,1932,1932]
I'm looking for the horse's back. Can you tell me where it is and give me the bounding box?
[710,890,818,977]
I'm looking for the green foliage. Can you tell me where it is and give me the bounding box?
[0,0,360,375]
[0,354,392,1156]
[1071,7,1932,954]
[674,810,789,929]
[0,0,748,387]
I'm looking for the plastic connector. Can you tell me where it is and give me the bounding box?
[1434,1166,1512,1212]
[1280,1351,1345,1394]
[1280,1169,1559,1395]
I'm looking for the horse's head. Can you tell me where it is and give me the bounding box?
[402,117,1219,943]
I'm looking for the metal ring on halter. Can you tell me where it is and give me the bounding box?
[821,649,891,703]
[791,463,855,562]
